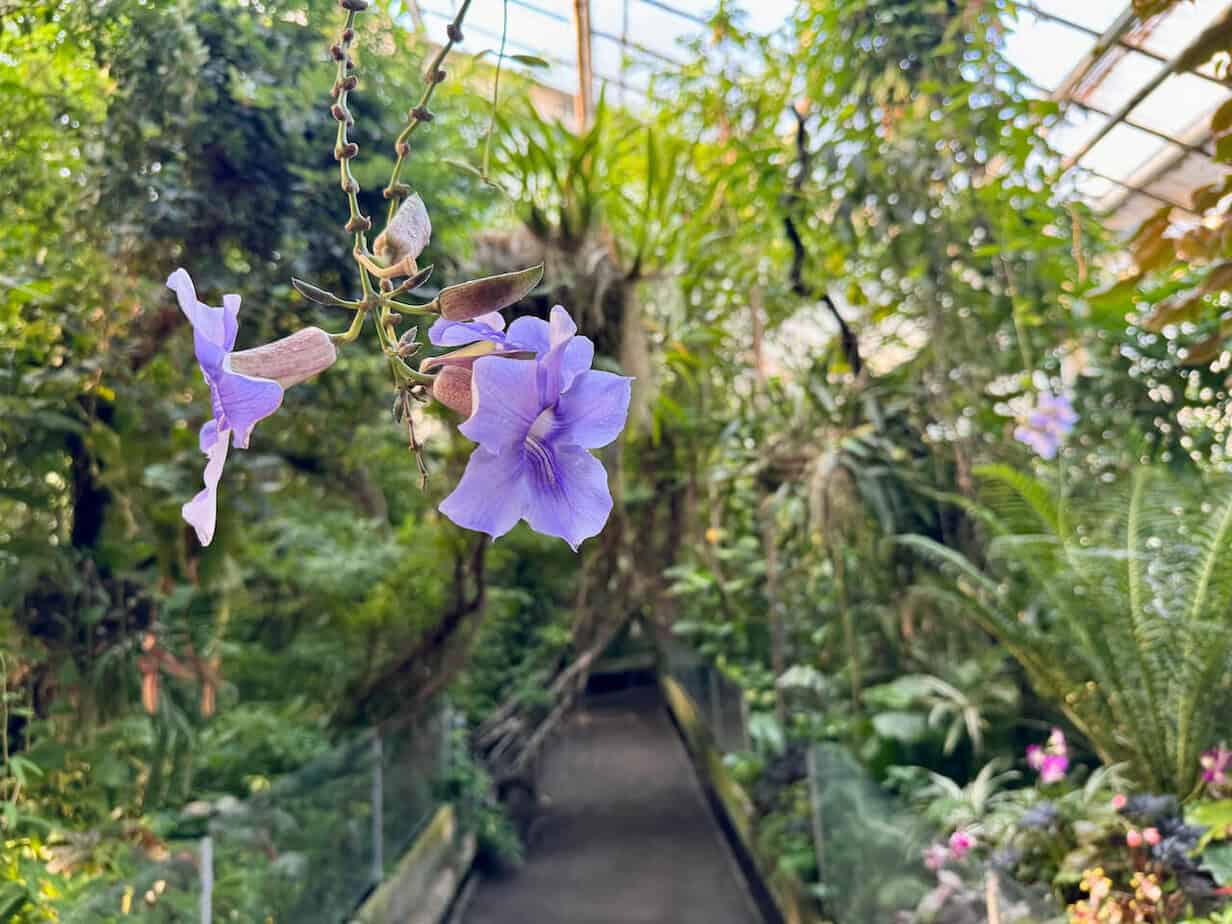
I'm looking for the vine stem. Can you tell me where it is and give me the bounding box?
[482,0,509,179]
[382,0,474,228]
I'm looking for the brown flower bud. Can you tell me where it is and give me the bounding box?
[373,193,431,265]
[396,141,410,157]
[341,28,355,42]
[438,264,545,321]
[432,365,473,417]
[330,43,345,61]
[446,23,463,43]
[227,327,338,388]
[339,0,369,10]
[334,142,359,160]
[330,103,348,122]
[345,213,372,233]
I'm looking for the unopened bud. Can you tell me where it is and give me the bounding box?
[446,23,463,43]
[341,75,358,91]
[429,67,447,83]
[383,182,411,200]
[227,327,338,388]
[334,142,359,160]
[345,213,372,233]
[411,106,434,123]
[330,43,345,60]
[339,0,369,11]
[342,28,355,42]
[438,264,544,321]
[342,177,360,194]
[330,103,348,122]
[396,141,410,157]
[432,365,473,417]
[373,193,431,263]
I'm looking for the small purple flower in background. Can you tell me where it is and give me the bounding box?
[948,829,975,859]
[1014,392,1078,460]
[439,306,631,550]
[1202,745,1231,792]
[1027,727,1069,784]
[170,269,336,546]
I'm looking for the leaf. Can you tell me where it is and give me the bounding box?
[509,54,550,69]
[1188,799,1232,831]
[442,157,486,179]
[1212,98,1232,135]
[1202,842,1232,885]
[748,712,786,755]
[872,710,928,743]
[291,278,352,307]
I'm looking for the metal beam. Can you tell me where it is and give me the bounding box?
[1050,3,1139,104]
[572,0,594,129]
[1081,165,1199,215]
[1064,97,1217,161]
[1061,3,1232,172]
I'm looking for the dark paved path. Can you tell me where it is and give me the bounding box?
[459,684,763,924]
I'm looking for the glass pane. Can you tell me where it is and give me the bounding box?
[1079,49,1163,114]
[1134,0,1229,58]
[1128,73,1228,138]
[1003,16,1098,91]
[1031,0,1126,33]
[1079,121,1169,182]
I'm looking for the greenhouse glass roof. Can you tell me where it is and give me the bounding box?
[413,0,1232,231]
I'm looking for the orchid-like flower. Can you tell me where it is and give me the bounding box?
[170,269,336,546]
[438,306,631,550]
[1014,392,1078,460]
[1027,727,1070,784]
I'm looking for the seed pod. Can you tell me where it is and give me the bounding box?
[438,263,544,321]
[432,365,473,417]
[227,327,338,388]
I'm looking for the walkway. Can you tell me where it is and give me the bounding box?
[458,684,764,924]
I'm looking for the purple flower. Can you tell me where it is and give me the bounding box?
[439,306,631,550]
[170,269,336,546]
[1014,392,1078,460]
[1202,745,1231,789]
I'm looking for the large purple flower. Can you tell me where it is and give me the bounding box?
[170,269,335,546]
[439,307,630,550]
[1014,393,1078,460]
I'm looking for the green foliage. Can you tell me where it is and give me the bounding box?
[903,466,1232,794]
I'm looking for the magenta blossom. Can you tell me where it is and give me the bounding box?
[948,829,975,859]
[923,843,949,871]
[439,306,631,550]
[1027,727,1069,784]
[170,269,335,546]
[1202,745,1231,791]
[1014,392,1078,460]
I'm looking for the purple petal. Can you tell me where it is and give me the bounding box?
[535,307,580,407]
[428,312,507,347]
[555,370,632,449]
[523,443,612,551]
[561,337,594,392]
[439,446,529,539]
[460,356,544,450]
[506,315,550,354]
[199,419,221,453]
[211,367,283,449]
[182,426,232,546]
[168,268,239,352]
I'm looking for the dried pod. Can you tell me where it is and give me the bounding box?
[227,327,338,388]
[432,365,473,417]
[438,263,544,321]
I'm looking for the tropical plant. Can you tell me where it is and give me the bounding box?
[901,465,1232,795]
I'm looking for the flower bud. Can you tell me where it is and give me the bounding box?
[438,263,544,321]
[1127,829,1143,848]
[227,327,338,388]
[373,193,431,265]
[432,365,473,417]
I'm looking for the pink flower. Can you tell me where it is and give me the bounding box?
[1127,829,1143,848]
[1143,827,1160,846]
[923,843,949,871]
[1202,745,1231,789]
[1040,753,1069,784]
[1111,794,1127,811]
[1026,743,1044,771]
[948,829,975,859]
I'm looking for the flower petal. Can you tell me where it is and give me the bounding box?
[554,370,631,449]
[428,312,507,347]
[167,268,239,352]
[561,336,595,392]
[505,314,592,388]
[212,368,283,449]
[439,446,529,539]
[182,426,232,547]
[460,356,544,450]
[506,315,550,354]
[523,443,612,551]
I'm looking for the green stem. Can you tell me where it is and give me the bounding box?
[482,0,509,179]
[383,0,474,226]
